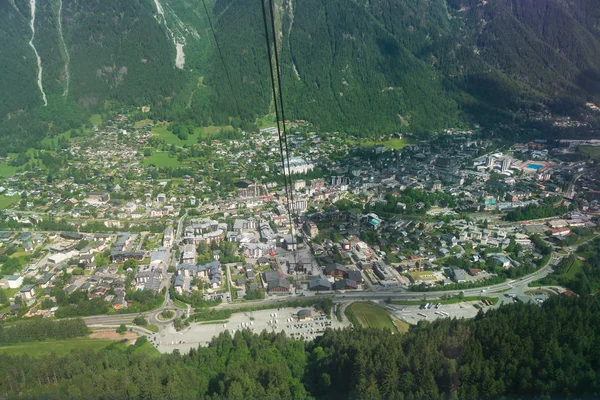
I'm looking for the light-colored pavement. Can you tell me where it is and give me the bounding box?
[153,307,350,354]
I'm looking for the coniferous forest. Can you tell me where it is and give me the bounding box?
[1,0,600,152]
[0,296,598,399]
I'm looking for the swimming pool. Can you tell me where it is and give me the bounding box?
[525,163,544,170]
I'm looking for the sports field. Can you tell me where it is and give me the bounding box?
[349,302,406,333]
[362,138,414,150]
[143,152,182,168]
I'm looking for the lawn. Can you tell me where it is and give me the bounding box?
[172,298,189,309]
[362,138,414,150]
[349,302,399,332]
[135,119,154,128]
[393,319,411,333]
[132,341,161,357]
[89,114,103,127]
[559,258,583,281]
[152,123,198,147]
[0,194,20,209]
[257,114,277,129]
[201,125,235,136]
[0,163,17,178]
[0,337,114,357]
[579,145,600,161]
[143,152,183,168]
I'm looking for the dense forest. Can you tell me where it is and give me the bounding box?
[0,296,599,398]
[2,0,600,148]
[0,318,89,344]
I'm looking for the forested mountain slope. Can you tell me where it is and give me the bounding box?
[0,296,598,398]
[1,0,599,141]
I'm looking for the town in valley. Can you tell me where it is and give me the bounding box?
[0,112,599,352]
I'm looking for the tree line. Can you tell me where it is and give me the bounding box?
[0,296,598,398]
[0,318,88,345]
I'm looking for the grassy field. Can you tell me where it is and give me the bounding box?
[0,163,17,178]
[349,302,399,332]
[362,138,414,150]
[393,319,411,333]
[143,152,182,168]
[89,114,103,126]
[257,114,277,129]
[560,258,583,281]
[132,341,161,357]
[172,299,189,309]
[0,338,114,357]
[152,123,197,147]
[135,119,153,128]
[0,194,20,209]
[202,125,235,136]
[579,145,600,161]
[152,123,235,147]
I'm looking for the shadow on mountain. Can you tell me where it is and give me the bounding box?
[575,69,600,96]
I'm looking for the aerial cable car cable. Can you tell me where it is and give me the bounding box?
[267,0,295,214]
[200,0,242,118]
[260,0,299,269]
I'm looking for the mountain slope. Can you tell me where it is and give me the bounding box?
[0,0,599,140]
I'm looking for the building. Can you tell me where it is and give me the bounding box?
[262,270,281,283]
[333,279,358,290]
[551,227,571,237]
[110,251,145,263]
[297,309,312,321]
[282,157,315,175]
[163,227,174,248]
[283,236,298,251]
[324,263,347,278]
[37,273,54,289]
[7,275,23,289]
[150,248,170,269]
[18,284,35,300]
[303,221,319,238]
[268,278,291,293]
[311,179,325,190]
[237,182,268,199]
[346,269,363,283]
[292,199,308,213]
[181,244,197,265]
[86,192,110,203]
[501,158,511,172]
[308,278,331,291]
[449,267,467,283]
[293,180,306,191]
[174,275,186,295]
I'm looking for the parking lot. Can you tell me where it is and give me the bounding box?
[388,301,489,324]
[153,307,350,354]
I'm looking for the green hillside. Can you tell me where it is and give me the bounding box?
[1,0,599,144]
